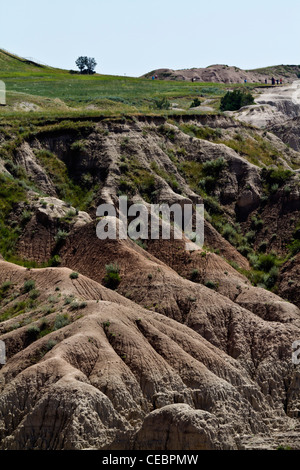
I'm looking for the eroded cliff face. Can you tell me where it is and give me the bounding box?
[10,116,300,265]
[0,115,300,450]
[228,80,300,128]
[270,117,300,153]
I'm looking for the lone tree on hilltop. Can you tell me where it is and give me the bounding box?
[75,56,97,74]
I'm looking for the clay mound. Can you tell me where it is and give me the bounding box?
[134,404,234,450]
[0,259,300,450]
[0,260,129,306]
[143,65,299,84]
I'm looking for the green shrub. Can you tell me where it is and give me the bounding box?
[220,90,254,111]
[55,230,69,243]
[263,266,279,289]
[270,183,279,193]
[288,239,300,256]
[70,301,80,310]
[70,272,79,280]
[54,314,70,330]
[23,280,36,293]
[137,174,156,201]
[29,289,40,300]
[48,295,59,304]
[190,98,201,108]
[70,301,87,310]
[190,269,199,282]
[256,253,277,272]
[204,196,222,214]
[199,175,216,192]
[118,178,136,195]
[180,124,222,141]
[158,125,176,141]
[0,281,12,292]
[103,264,121,290]
[70,140,86,153]
[26,325,40,343]
[222,224,236,242]
[64,296,74,305]
[204,280,218,290]
[104,272,121,289]
[153,97,171,110]
[81,174,93,187]
[251,216,264,230]
[202,157,227,177]
[237,244,252,257]
[261,167,292,188]
[120,162,129,173]
[21,210,33,225]
[4,161,26,179]
[63,210,77,222]
[49,255,62,267]
[245,231,256,243]
[45,339,57,351]
[105,265,120,274]
[258,241,268,253]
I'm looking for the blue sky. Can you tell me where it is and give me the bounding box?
[1,0,299,76]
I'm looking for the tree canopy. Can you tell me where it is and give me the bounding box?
[220,89,254,111]
[75,56,97,74]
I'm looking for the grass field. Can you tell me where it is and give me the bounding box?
[0,49,261,119]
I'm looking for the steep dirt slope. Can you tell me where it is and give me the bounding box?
[0,260,300,450]
[278,253,300,308]
[270,117,300,152]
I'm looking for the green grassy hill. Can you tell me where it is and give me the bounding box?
[0,48,254,119]
[249,64,300,79]
[0,48,59,73]
[1,49,298,120]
